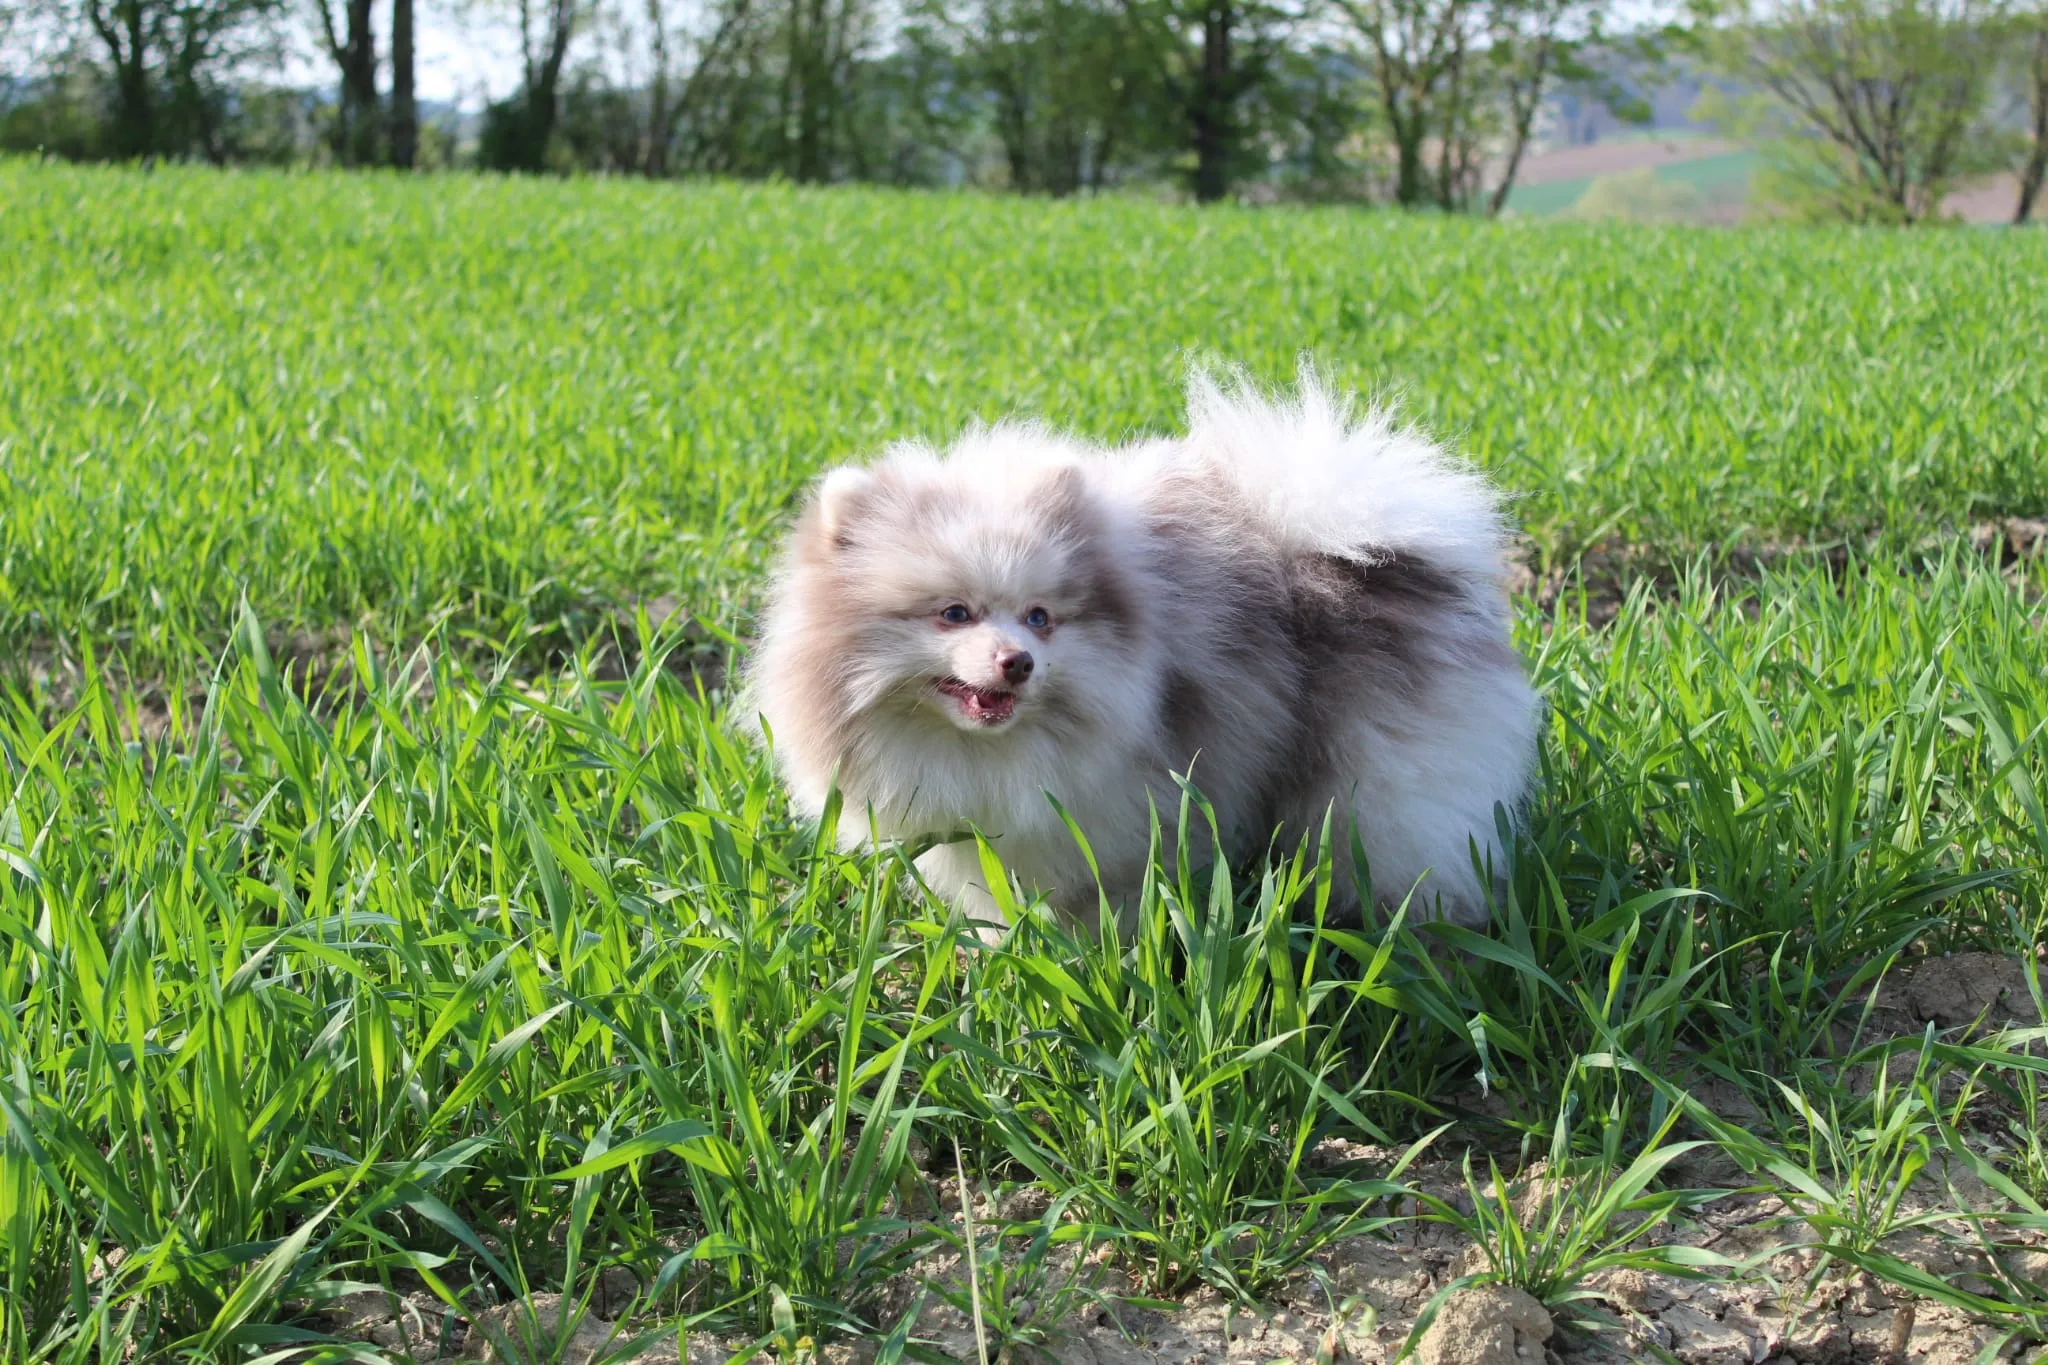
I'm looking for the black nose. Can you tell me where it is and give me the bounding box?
[999,649,1034,684]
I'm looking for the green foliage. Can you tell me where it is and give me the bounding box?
[1935,1027,2048,1350]
[1,165,2047,1353]
[1688,0,2008,223]
[939,800,1424,1299]
[949,0,1178,194]
[0,555,2038,1350]
[4,162,2047,678]
[1404,1100,1749,1345]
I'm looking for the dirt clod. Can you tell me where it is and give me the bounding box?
[1590,1267,1668,1314]
[1412,1284,1552,1365]
[1968,517,2048,564]
[1656,1301,1754,1365]
[1000,1184,1056,1222]
[1904,952,2043,1030]
[460,1294,619,1364]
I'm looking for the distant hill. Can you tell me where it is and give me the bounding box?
[1510,51,2024,225]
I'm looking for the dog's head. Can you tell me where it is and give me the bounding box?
[776,425,1142,742]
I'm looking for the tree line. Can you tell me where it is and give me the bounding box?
[1,0,2043,220]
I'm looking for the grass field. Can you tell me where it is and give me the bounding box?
[3,161,2047,1363]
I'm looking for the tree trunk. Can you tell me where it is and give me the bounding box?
[1091,115,1117,192]
[1389,103,1426,206]
[2021,122,2047,224]
[2018,28,2047,224]
[114,67,154,156]
[316,0,380,164]
[520,0,577,169]
[87,0,155,157]
[650,0,750,175]
[779,0,801,174]
[340,0,378,164]
[644,0,669,175]
[1190,0,1233,203]
[390,0,417,167]
[994,75,1035,190]
[113,50,154,156]
[1486,37,1551,216]
[1432,36,1464,208]
[792,0,832,180]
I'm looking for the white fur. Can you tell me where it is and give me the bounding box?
[743,367,1542,932]
[1180,370,1508,584]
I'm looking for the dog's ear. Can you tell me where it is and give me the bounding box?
[815,467,878,550]
[1035,463,1089,533]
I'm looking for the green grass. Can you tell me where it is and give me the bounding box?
[2,160,2047,1360]
[3,161,2046,677]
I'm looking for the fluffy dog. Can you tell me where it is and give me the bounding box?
[743,369,1540,931]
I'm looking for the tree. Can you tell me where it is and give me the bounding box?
[598,0,866,180]
[835,18,980,184]
[1691,0,2005,222]
[551,0,821,177]
[0,1,27,81]
[1187,0,1243,198]
[1329,0,1472,205]
[950,0,1169,193]
[79,0,278,157]
[1330,0,1621,211]
[641,0,759,175]
[2013,2,2045,220]
[480,0,583,168]
[390,0,416,165]
[310,0,377,162]
[543,0,913,181]
[1132,0,1298,201]
[659,0,789,174]
[1561,163,1708,217]
[1224,42,1388,202]
[777,0,870,179]
[84,0,156,154]
[1468,0,1613,213]
[0,21,116,159]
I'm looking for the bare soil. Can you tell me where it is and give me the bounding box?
[1512,137,1743,187]
[1502,517,2048,628]
[10,589,725,746]
[328,1201,2046,1365]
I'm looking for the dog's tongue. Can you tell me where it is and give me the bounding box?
[963,688,1014,722]
[939,678,1016,724]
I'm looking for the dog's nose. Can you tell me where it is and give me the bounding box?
[998,649,1034,685]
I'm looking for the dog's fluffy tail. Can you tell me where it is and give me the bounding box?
[1183,362,1511,586]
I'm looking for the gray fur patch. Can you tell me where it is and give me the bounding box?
[1285,551,1478,700]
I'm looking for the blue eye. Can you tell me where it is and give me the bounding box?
[1024,607,1051,629]
[940,604,973,625]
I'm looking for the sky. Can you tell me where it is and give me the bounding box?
[7,0,1686,117]
[1,0,521,106]
[287,0,1686,111]
[277,1,528,107]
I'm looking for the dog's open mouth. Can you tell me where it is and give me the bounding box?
[935,677,1017,726]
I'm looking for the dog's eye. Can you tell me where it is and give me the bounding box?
[939,604,973,625]
[1023,607,1051,629]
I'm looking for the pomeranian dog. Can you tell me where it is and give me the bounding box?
[743,368,1540,932]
